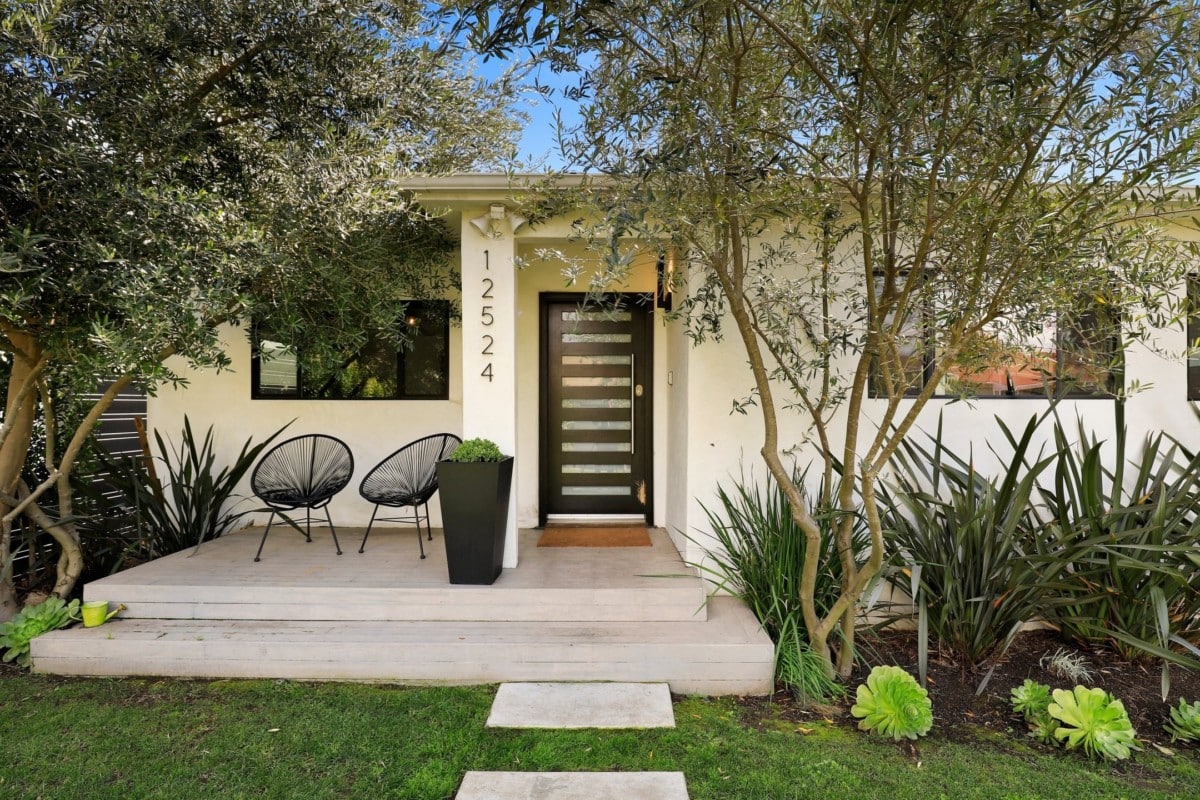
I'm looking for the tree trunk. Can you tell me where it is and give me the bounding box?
[0,519,17,621]
[0,330,43,619]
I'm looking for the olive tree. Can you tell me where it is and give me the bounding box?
[455,0,1200,676]
[0,0,517,617]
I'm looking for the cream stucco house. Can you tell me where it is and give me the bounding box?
[31,174,1200,689]
[144,174,1200,570]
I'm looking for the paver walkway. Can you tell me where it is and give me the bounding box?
[463,682,690,799]
[457,771,688,799]
[486,682,676,728]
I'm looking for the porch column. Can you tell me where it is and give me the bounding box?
[460,208,519,568]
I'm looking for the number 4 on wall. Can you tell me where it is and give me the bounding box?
[481,363,493,382]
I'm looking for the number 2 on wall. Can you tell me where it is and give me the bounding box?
[481,250,494,381]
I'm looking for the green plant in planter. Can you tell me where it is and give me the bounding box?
[0,597,80,668]
[447,438,506,462]
[1165,699,1200,743]
[1048,686,1140,761]
[1011,679,1057,744]
[850,665,933,740]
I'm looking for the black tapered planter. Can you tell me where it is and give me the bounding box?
[436,456,514,585]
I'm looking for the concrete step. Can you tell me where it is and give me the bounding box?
[31,597,774,696]
[82,528,708,623]
[85,582,707,623]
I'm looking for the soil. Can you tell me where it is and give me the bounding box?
[735,629,1200,752]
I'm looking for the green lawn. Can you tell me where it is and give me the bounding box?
[1,674,1197,799]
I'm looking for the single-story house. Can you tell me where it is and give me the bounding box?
[145,174,1200,570]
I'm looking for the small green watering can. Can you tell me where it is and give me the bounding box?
[81,600,126,628]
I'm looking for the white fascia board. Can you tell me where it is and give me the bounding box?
[403,172,606,208]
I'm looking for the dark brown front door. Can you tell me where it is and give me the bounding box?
[540,294,653,523]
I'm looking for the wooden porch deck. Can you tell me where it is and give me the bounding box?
[31,527,775,695]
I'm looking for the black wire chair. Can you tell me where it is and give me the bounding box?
[250,434,354,562]
[358,433,462,558]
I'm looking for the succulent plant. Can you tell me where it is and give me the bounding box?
[850,665,933,740]
[0,597,80,668]
[1011,679,1052,720]
[1048,686,1140,761]
[1165,699,1200,743]
[1011,679,1057,744]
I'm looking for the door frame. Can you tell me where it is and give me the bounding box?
[538,292,655,527]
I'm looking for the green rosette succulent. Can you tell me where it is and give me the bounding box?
[0,597,80,668]
[1011,679,1052,720]
[850,665,933,740]
[1048,686,1140,761]
[1011,679,1056,744]
[1165,699,1200,743]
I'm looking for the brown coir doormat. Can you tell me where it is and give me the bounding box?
[537,525,652,547]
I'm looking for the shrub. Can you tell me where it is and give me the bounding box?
[880,414,1059,684]
[1166,699,1200,744]
[850,665,933,740]
[1048,686,1140,761]
[100,417,288,559]
[0,597,80,668]
[1035,404,1200,698]
[697,466,867,701]
[447,438,505,462]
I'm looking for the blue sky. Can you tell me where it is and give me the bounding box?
[477,55,583,170]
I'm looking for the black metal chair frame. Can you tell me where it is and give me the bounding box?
[358,433,462,558]
[250,434,355,562]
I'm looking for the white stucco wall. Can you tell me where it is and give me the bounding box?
[145,193,1199,570]
[146,319,464,529]
[512,234,666,529]
[675,291,1200,569]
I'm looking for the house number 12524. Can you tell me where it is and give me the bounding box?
[481,250,494,381]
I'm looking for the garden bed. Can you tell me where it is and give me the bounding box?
[737,629,1200,752]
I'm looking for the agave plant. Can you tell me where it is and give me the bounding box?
[1165,699,1200,743]
[1048,686,1140,761]
[0,597,80,668]
[850,665,933,740]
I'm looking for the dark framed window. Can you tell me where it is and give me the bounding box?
[869,294,1121,400]
[942,306,1121,398]
[251,301,450,400]
[1189,276,1199,401]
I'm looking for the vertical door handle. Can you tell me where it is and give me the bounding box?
[630,354,635,455]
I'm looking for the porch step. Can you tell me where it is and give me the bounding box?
[31,597,774,696]
[83,528,707,623]
[87,582,706,624]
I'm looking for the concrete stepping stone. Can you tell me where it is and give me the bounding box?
[456,771,689,800]
[486,682,675,729]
